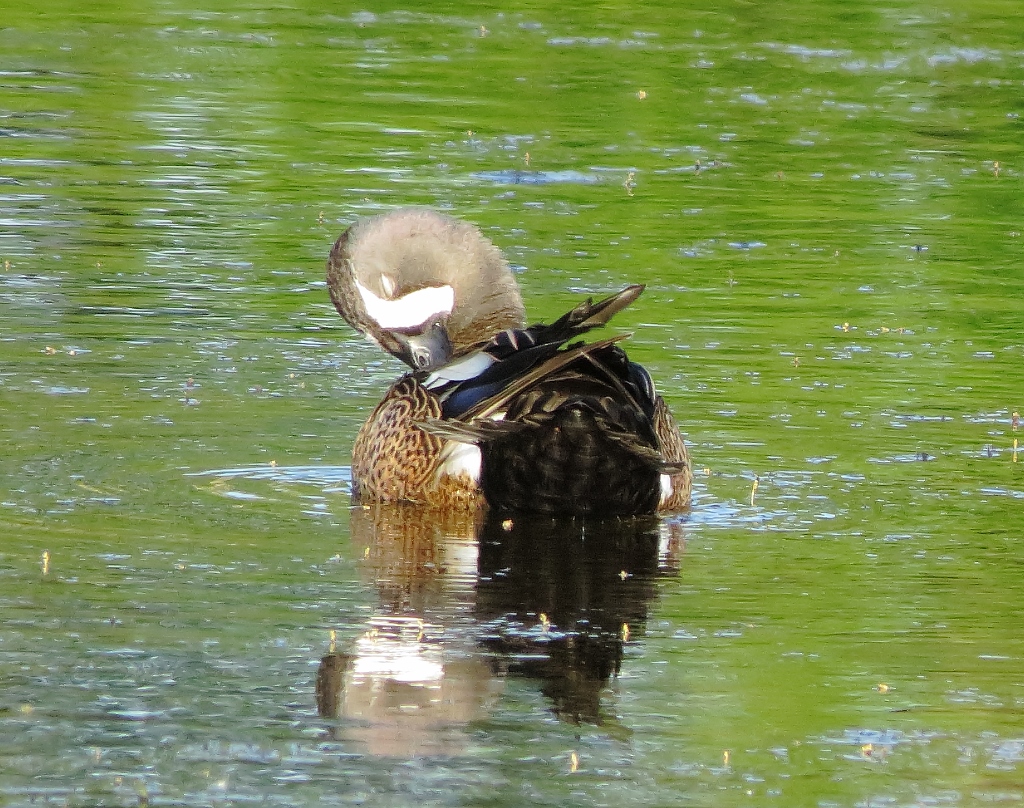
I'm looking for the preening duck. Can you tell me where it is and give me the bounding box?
[326,208,691,515]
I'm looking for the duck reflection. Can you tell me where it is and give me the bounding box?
[475,513,682,725]
[316,505,683,755]
[316,505,499,757]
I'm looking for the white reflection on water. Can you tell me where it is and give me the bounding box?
[190,464,352,488]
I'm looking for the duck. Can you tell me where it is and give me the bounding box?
[326,207,691,515]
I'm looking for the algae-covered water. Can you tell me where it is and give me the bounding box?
[2,1,1023,805]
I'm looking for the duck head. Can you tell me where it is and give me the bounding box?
[327,208,526,371]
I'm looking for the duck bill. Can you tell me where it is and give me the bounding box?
[389,324,453,371]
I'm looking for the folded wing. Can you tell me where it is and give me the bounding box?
[417,285,689,515]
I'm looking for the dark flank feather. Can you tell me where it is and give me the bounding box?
[482,402,663,515]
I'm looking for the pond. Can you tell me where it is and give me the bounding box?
[2,1,1023,805]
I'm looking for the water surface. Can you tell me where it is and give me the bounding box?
[2,1,1023,806]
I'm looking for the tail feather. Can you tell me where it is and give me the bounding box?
[549,284,644,334]
[471,284,645,361]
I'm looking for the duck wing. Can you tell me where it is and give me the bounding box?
[416,286,686,515]
[456,283,644,362]
[422,285,646,420]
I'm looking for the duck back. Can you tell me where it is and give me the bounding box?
[425,335,677,516]
[480,351,664,515]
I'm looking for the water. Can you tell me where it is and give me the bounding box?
[2,1,1023,805]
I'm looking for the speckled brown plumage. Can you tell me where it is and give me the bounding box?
[352,376,482,509]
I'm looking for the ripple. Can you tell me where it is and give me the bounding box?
[471,169,602,185]
[978,486,1024,500]
[189,464,352,488]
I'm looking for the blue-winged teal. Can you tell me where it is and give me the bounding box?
[327,208,691,515]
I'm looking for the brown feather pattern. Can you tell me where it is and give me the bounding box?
[352,378,439,504]
[654,397,693,509]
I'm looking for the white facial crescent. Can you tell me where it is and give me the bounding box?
[356,281,455,330]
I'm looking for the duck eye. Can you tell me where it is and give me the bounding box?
[412,347,432,369]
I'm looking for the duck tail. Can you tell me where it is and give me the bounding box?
[547,284,644,336]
